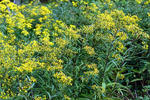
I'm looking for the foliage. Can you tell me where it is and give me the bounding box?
[0,0,150,99]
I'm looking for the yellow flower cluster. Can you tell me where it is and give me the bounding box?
[64,95,71,100]
[0,1,78,98]
[53,20,80,40]
[92,85,105,93]
[144,0,150,4]
[42,36,54,46]
[15,59,37,72]
[82,25,95,34]
[96,11,115,30]
[115,41,125,52]
[34,95,46,100]
[108,34,115,41]
[60,0,69,2]
[86,3,98,12]
[53,71,73,85]
[0,0,149,99]
[136,0,143,4]
[30,76,37,82]
[84,64,99,76]
[116,32,128,40]
[142,42,149,50]
[66,25,81,40]
[117,73,125,80]
[34,24,42,35]
[112,53,121,61]
[72,1,78,7]
[40,6,52,15]
[0,43,17,69]
[64,49,77,57]
[56,38,68,48]
[0,73,37,99]
[84,46,95,56]
[34,96,42,100]
[81,9,149,53]
[0,75,17,99]
[134,0,150,5]
[47,60,63,71]
[0,91,12,99]
[148,12,150,16]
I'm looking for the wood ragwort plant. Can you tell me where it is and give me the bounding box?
[0,0,150,99]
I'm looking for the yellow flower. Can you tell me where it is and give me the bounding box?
[72,1,78,7]
[34,24,42,35]
[61,0,69,2]
[108,34,114,41]
[84,64,99,76]
[142,42,149,50]
[26,23,32,29]
[16,60,37,72]
[136,0,143,4]
[114,41,125,52]
[144,0,150,5]
[82,25,95,34]
[64,95,71,100]
[7,28,14,33]
[42,36,54,46]
[106,0,111,3]
[40,6,52,15]
[148,13,150,17]
[96,12,115,30]
[30,76,37,82]
[143,44,149,50]
[22,29,29,36]
[84,46,95,56]
[0,31,3,37]
[70,25,76,29]
[34,96,42,100]
[47,65,63,71]
[112,54,121,60]
[56,38,68,48]
[53,71,73,85]
[116,32,128,40]
[0,4,7,12]
[90,3,98,12]
[117,73,125,80]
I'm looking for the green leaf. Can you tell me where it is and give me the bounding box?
[77,98,90,100]
[102,82,106,89]
[130,78,143,83]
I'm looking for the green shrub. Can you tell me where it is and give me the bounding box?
[0,0,150,99]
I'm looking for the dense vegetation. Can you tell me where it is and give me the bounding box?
[0,0,150,99]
